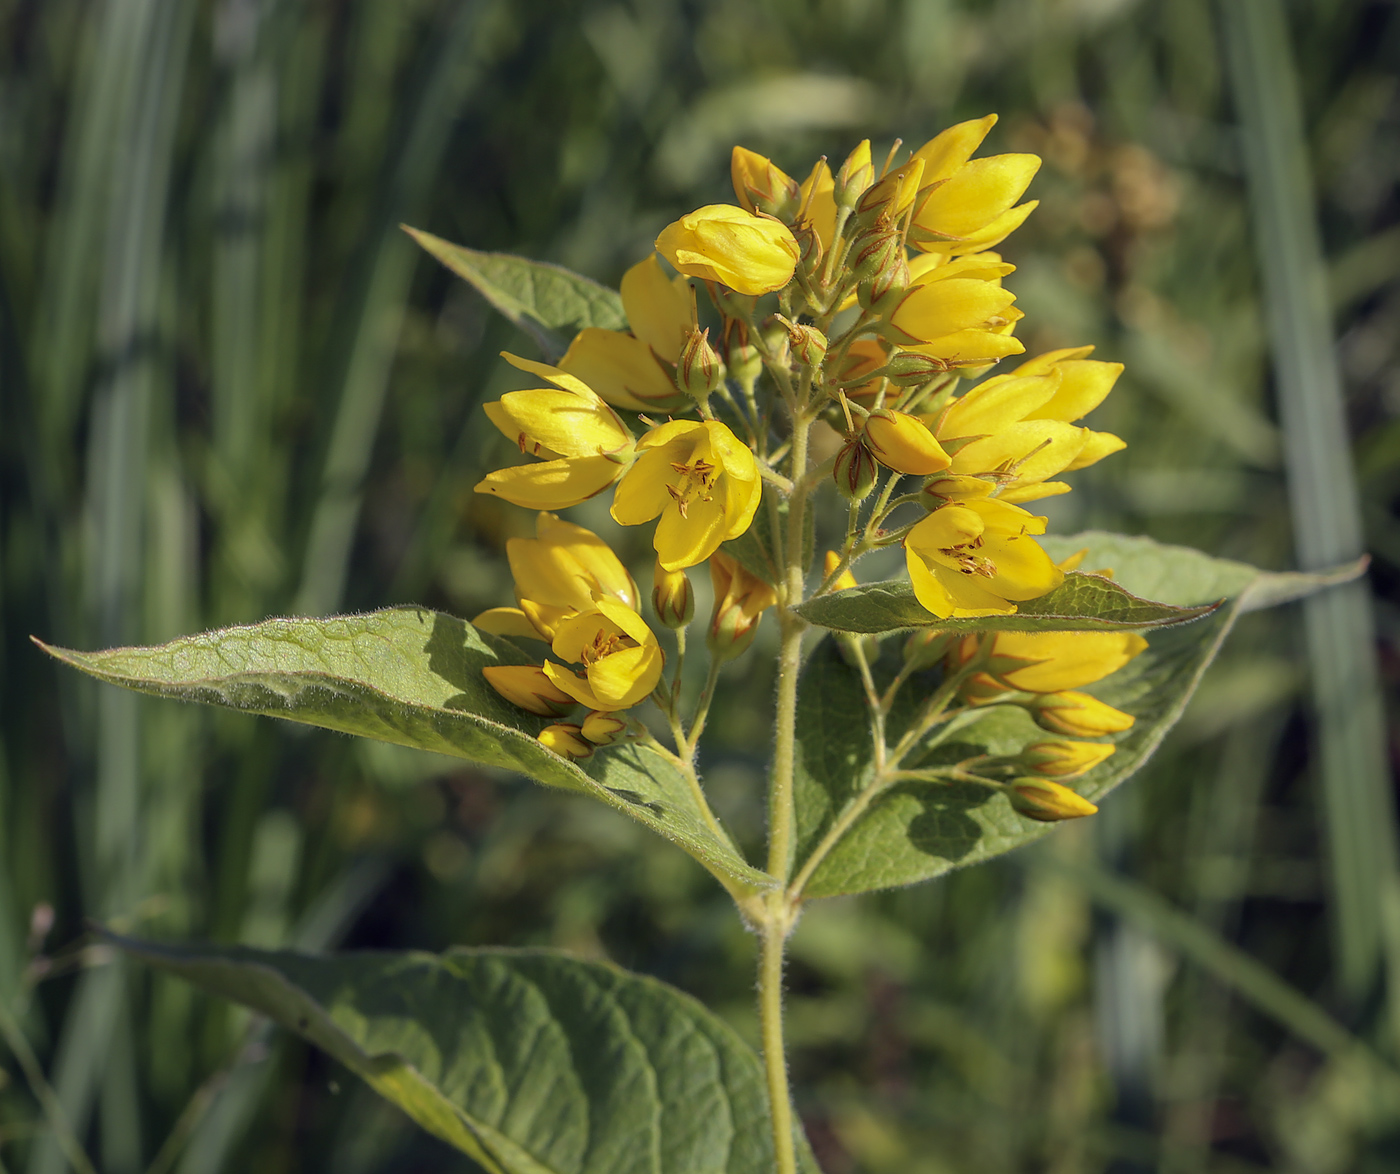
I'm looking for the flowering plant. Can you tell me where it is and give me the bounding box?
[41,117,1358,1172]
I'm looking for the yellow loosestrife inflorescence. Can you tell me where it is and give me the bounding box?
[468,113,1141,796]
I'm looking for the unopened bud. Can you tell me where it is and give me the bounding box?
[864,408,951,475]
[1028,692,1136,737]
[482,664,576,718]
[1008,777,1098,822]
[538,723,593,760]
[1020,740,1116,778]
[903,629,953,671]
[880,350,949,386]
[782,320,828,367]
[849,228,903,286]
[923,474,996,506]
[857,251,910,314]
[731,146,802,219]
[581,710,629,746]
[961,670,1011,705]
[833,140,874,212]
[853,158,925,228]
[833,440,879,501]
[676,327,726,402]
[652,562,695,629]
[708,550,778,662]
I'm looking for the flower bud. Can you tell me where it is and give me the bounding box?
[833,439,879,501]
[652,562,695,629]
[1028,692,1136,737]
[856,251,910,314]
[581,710,629,746]
[676,327,726,403]
[903,629,954,671]
[864,408,951,475]
[482,664,576,718]
[1008,777,1098,822]
[853,158,925,229]
[656,204,800,296]
[833,140,874,212]
[849,227,904,286]
[538,723,593,760]
[782,320,828,367]
[1019,740,1116,778]
[880,350,950,386]
[823,550,858,592]
[708,550,778,661]
[731,147,802,219]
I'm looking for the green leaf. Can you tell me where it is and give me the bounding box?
[36,608,771,895]
[405,227,626,361]
[107,935,819,1174]
[794,571,1219,635]
[791,532,1363,898]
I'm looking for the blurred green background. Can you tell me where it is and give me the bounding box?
[2,0,1398,1170]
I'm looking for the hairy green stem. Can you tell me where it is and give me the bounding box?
[759,903,798,1174]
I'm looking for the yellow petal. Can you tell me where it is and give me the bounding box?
[1012,345,1097,376]
[488,387,632,457]
[474,455,623,509]
[865,410,952,475]
[620,254,691,363]
[501,352,600,398]
[906,330,1026,366]
[654,493,729,571]
[472,607,542,641]
[888,279,1017,344]
[993,631,1148,692]
[558,328,685,412]
[914,155,1041,240]
[542,661,606,711]
[1024,359,1123,422]
[949,420,1086,482]
[937,372,1061,439]
[799,158,837,251]
[610,444,683,525]
[912,114,998,183]
[586,642,664,709]
[940,200,1038,256]
[656,204,800,296]
[1064,430,1126,471]
[998,480,1071,504]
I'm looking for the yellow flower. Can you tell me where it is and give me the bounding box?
[1029,691,1137,737]
[507,513,640,640]
[904,498,1062,617]
[558,254,692,412]
[580,710,629,746]
[472,606,545,642]
[951,630,1148,693]
[542,597,664,712]
[481,664,577,717]
[798,158,837,252]
[883,254,1025,367]
[1015,346,1124,423]
[475,354,634,509]
[1021,740,1117,778]
[864,409,951,475]
[611,419,763,570]
[1008,777,1098,822]
[708,550,779,661]
[909,115,1041,255]
[656,204,800,296]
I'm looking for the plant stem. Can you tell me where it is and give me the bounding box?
[0,997,99,1174]
[759,903,798,1174]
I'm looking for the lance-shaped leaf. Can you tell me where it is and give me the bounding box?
[36,608,771,895]
[794,570,1219,635]
[791,533,1364,899]
[405,227,626,361]
[107,935,819,1174]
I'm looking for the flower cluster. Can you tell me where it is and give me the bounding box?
[471,115,1137,819]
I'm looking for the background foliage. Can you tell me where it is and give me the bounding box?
[1,0,1398,1171]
